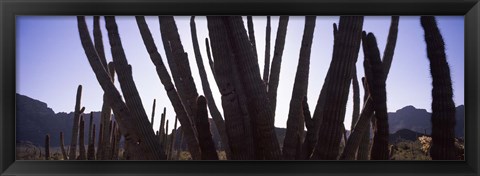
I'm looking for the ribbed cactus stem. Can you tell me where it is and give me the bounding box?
[263,16,271,86]
[99,62,115,160]
[246,16,258,61]
[168,116,178,160]
[164,119,169,155]
[93,16,108,69]
[223,16,282,159]
[195,96,219,160]
[159,16,199,125]
[268,16,289,116]
[206,16,255,160]
[190,16,231,159]
[363,33,389,160]
[283,16,316,160]
[60,132,67,160]
[45,134,50,160]
[68,85,83,160]
[351,67,360,130]
[301,96,315,159]
[136,16,201,159]
[356,77,371,160]
[151,99,156,127]
[159,107,166,144]
[421,16,456,160]
[112,123,121,160]
[105,16,163,160]
[312,16,364,160]
[78,16,165,160]
[78,115,87,160]
[87,124,96,160]
[97,123,103,159]
[205,38,216,76]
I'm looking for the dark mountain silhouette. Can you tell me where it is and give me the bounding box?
[16,93,103,147]
[388,105,464,138]
[16,93,465,149]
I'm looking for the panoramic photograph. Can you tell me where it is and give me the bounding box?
[16,16,464,160]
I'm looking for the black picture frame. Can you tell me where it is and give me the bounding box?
[1,0,479,175]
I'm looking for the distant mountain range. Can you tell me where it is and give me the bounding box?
[15,93,465,147]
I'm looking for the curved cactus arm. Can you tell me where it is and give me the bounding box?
[267,16,289,116]
[135,16,201,160]
[93,16,108,70]
[311,16,364,160]
[77,16,165,160]
[382,16,399,77]
[263,16,271,87]
[204,38,216,77]
[283,16,316,160]
[190,16,232,159]
[206,16,255,160]
[350,67,360,130]
[421,16,456,160]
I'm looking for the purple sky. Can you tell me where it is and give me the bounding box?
[16,16,464,131]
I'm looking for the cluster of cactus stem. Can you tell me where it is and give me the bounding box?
[52,15,459,160]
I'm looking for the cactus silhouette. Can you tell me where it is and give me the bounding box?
[311,16,364,160]
[78,115,87,160]
[190,16,231,159]
[135,16,201,159]
[78,16,166,160]
[283,16,316,160]
[195,96,219,160]
[421,16,456,160]
[268,16,289,117]
[263,16,271,86]
[45,134,50,160]
[206,16,255,160]
[247,16,258,61]
[59,132,67,160]
[68,85,84,160]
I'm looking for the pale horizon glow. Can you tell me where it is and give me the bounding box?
[16,16,464,131]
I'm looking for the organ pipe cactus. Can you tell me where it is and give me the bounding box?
[356,77,371,160]
[195,96,219,160]
[283,16,316,160]
[135,16,201,159]
[87,124,96,160]
[78,115,87,160]
[268,16,289,116]
[151,99,156,127]
[60,132,67,160]
[205,38,216,76]
[311,16,364,160]
[159,107,166,144]
[421,16,456,160]
[159,16,199,125]
[247,16,258,61]
[222,16,282,159]
[362,32,389,160]
[206,16,255,160]
[190,16,231,159]
[341,16,398,160]
[69,85,84,160]
[263,16,271,86]
[168,116,178,160]
[45,134,50,160]
[77,16,166,160]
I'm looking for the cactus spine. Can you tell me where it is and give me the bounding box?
[283,16,316,160]
[190,16,231,159]
[268,16,289,116]
[135,16,201,159]
[421,16,456,160]
[311,16,364,160]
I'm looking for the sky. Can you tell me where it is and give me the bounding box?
[16,16,464,132]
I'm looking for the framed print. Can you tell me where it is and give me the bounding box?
[1,0,479,175]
